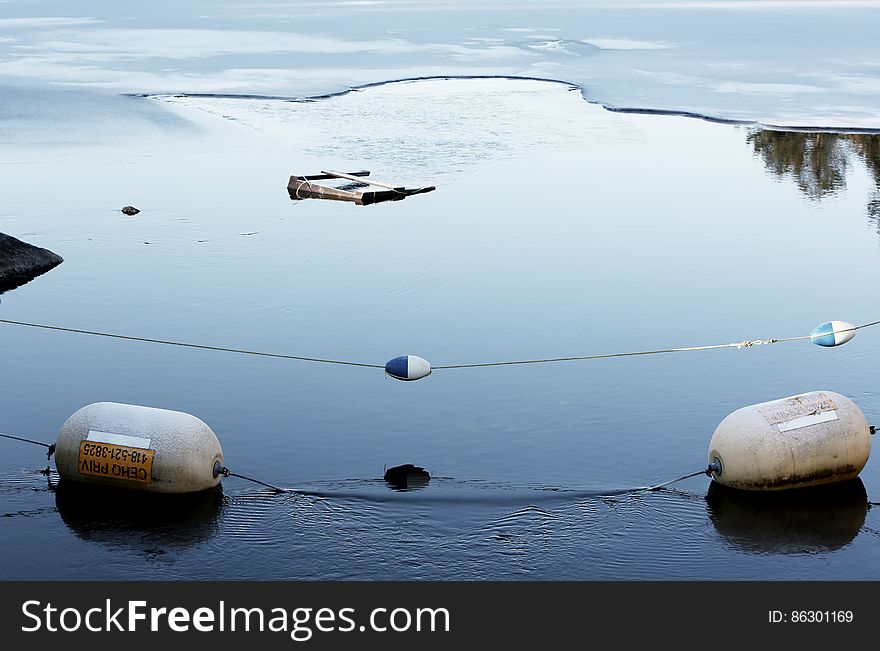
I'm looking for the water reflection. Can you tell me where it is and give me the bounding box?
[747,130,880,222]
[54,481,223,556]
[705,479,867,555]
[383,464,431,492]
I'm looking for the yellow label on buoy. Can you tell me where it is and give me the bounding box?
[77,440,154,483]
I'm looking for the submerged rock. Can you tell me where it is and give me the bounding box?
[0,232,63,293]
[121,206,140,215]
[384,464,430,491]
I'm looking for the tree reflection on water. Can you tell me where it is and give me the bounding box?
[747,130,880,228]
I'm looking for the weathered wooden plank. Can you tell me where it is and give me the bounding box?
[288,172,436,205]
[294,170,371,182]
[360,186,436,205]
[322,170,400,190]
[288,178,362,203]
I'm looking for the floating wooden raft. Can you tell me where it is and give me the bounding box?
[288,170,435,206]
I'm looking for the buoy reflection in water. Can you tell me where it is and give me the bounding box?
[54,480,224,554]
[705,479,868,555]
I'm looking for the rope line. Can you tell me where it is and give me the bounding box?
[0,319,383,369]
[646,467,712,491]
[1,318,878,372]
[1,432,56,473]
[295,177,314,200]
[433,320,880,369]
[0,432,51,449]
[222,468,288,493]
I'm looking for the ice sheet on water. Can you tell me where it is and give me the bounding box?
[0,1,879,128]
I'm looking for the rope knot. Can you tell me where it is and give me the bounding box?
[736,338,777,349]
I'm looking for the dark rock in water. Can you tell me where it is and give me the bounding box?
[0,232,63,294]
[121,205,140,215]
[384,464,430,491]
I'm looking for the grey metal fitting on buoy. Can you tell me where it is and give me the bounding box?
[707,391,870,491]
[54,402,224,494]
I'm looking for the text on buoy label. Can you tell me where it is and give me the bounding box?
[78,440,154,483]
[758,392,837,430]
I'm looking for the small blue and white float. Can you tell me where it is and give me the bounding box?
[385,355,432,381]
[810,320,856,347]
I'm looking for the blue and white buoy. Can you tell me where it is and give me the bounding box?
[810,321,856,347]
[385,355,432,381]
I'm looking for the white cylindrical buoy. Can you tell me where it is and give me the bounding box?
[708,391,870,491]
[55,402,224,494]
[385,355,431,381]
[810,320,856,347]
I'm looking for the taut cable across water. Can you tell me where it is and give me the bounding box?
[2,318,877,381]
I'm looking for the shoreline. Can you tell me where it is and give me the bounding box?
[130,74,880,135]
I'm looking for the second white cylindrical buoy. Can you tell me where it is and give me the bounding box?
[54,402,224,494]
[707,391,870,491]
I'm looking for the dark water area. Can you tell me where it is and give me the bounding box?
[2,80,880,579]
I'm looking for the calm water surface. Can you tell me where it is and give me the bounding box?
[2,79,880,579]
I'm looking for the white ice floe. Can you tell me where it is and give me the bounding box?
[0,1,879,129]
